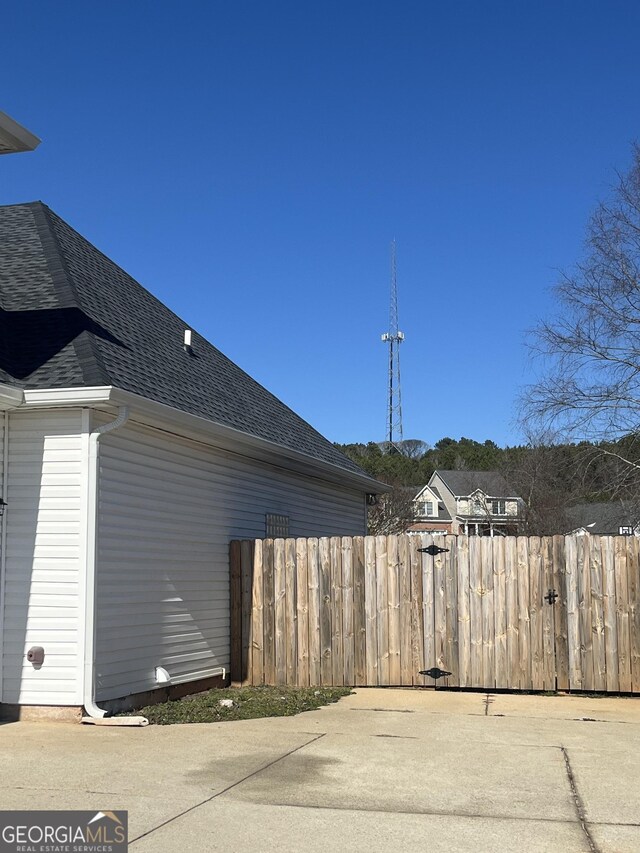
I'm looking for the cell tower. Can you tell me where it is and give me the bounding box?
[381,240,404,451]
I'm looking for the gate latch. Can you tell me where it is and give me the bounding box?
[418,544,449,556]
[420,667,452,680]
[544,588,558,605]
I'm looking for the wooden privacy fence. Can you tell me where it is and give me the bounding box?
[229,534,640,693]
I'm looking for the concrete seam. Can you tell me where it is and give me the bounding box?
[128,732,326,846]
[256,799,627,828]
[561,746,601,853]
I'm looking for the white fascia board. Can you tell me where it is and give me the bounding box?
[20,385,388,494]
[0,111,41,154]
[22,387,113,407]
[0,385,25,410]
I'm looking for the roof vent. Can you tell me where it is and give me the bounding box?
[183,329,193,354]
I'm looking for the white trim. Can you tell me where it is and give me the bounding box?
[0,410,8,702]
[0,386,24,411]
[77,409,91,707]
[0,111,41,154]
[83,406,130,718]
[22,387,112,408]
[20,385,387,494]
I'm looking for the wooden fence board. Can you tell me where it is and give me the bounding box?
[240,540,254,684]
[615,537,632,692]
[552,535,569,691]
[376,535,390,685]
[457,535,471,688]
[602,537,619,693]
[565,534,581,690]
[589,536,606,692]
[387,535,401,685]
[307,538,321,686]
[422,536,436,684]
[480,537,495,690]
[365,536,378,685]
[541,537,556,692]
[262,539,276,686]
[330,537,344,686]
[285,538,297,687]
[528,536,544,691]
[468,536,483,688]
[353,536,367,686]
[295,538,309,687]
[319,537,333,685]
[493,536,507,689]
[398,535,413,685]
[504,535,519,689]
[433,545,447,675]
[251,539,264,686]
[274,538,287,685]
[628,536,640,693]
[577,535,594,691]
[516,537,531,690]
[342,537,355,687]
[445,537,460,687]
[409,535,425,684]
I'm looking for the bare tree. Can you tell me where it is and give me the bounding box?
[397,439,430,459]
[523,144,640,488]
[368,486,416,535]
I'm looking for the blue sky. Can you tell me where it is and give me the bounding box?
[3,2,639,447]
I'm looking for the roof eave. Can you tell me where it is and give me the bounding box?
[20,386,389,494]
[0,111,41,154]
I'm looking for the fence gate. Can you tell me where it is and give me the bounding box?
[230,534,640,693]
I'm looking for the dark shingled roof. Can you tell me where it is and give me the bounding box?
[433,469,517,498]
[0,201,368,478]
[565,502,639,535]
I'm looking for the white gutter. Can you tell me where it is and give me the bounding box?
[21,385,389,494]
[82,405,146,724]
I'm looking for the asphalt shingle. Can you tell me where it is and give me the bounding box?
[0,201,367,478]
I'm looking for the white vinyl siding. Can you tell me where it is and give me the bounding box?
[95,420,365,702]
[1,409,84,705]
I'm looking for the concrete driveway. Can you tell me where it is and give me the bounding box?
[1,689,639,852]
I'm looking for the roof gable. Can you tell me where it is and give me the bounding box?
[0,202,367,479]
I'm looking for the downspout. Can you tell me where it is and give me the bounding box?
[82,406,147,725]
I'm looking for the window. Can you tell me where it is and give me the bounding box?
[491,500,506,516]
[619,525,633,536]
[425,501,434,516]
[265,513,290,538]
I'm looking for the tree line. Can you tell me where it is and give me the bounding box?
[335,435,640,535]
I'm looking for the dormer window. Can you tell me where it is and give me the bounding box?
[492,500,506,516]
[416,498,435,517]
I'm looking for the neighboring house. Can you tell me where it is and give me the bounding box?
[406,483,453,534]
[0,202,384,720]
[409,470,523,536]
[565,502,640,536]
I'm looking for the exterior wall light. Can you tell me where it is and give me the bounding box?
[0,499,7,517]
[366,494,378,506]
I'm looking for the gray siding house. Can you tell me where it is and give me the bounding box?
[0,202,382,719]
